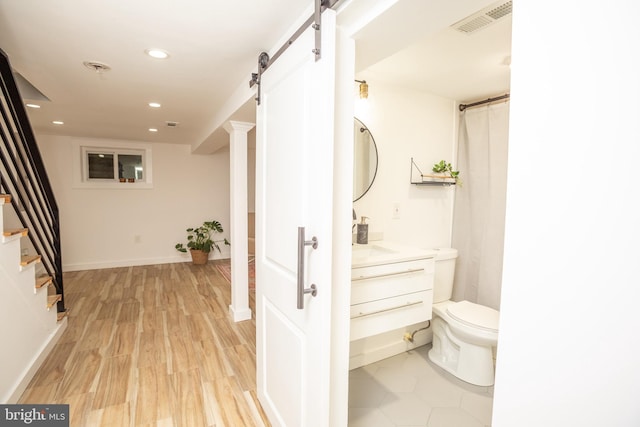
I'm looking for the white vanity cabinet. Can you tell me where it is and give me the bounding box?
[350,244,435,341]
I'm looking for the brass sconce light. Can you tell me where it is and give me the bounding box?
[355,79,368,99]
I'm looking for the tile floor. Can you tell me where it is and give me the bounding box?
[348,344,493,427]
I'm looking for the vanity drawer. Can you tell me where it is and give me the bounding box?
[351,258,433,306]
[351,258,433,280]
[350,290,433,341]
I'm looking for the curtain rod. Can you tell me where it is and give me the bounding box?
[458,94,510,112]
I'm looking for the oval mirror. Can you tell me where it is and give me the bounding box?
[353,117,378,202]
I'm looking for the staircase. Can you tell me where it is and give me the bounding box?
[1,49,68,403]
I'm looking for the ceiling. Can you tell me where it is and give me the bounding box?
[358,5,511,103]
[0,0,511,148]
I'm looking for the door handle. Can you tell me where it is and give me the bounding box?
[297,226,318,309]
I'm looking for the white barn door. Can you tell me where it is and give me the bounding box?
[255,9,338,427]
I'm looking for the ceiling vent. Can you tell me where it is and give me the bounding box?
[83,61,111,73]
[452,0,512,35]
[166,121,179,127]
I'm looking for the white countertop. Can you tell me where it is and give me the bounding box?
[351,241,437,268]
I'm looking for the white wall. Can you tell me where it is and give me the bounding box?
[493,1,640,426]
[352,79,457,249]
[349,79,457,365]
[1,200,67,403]
[36,135,231,271]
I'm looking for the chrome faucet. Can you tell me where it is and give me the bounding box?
[352,209,357,231]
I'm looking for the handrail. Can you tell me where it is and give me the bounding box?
[0,48,64,313]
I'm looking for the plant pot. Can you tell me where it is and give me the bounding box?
[190,249,209,265]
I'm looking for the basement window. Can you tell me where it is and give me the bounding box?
[73,141,153,189]
[85,149,144,182]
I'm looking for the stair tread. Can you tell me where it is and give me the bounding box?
[0,194,11,204]
[47,294,61,308]
[20,254,42,266]
[36,276,53,289]
[57,309,70,322]
[2,228,28,237]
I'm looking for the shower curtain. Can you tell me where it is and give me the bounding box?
[451,102,510,311]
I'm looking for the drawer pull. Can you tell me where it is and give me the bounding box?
[352,268,424,282]
[351,300,423,319]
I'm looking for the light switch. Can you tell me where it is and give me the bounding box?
[392,202,400,219]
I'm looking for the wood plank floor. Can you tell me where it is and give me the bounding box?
[19,261,270,427]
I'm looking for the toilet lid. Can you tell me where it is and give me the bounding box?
[446,301,499,332]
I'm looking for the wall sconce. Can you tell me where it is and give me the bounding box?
[355,79,368,99]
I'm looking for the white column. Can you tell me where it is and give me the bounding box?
[223,120,255,322]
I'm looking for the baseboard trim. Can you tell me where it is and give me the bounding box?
[349,329,433,370]
[6,317,68,403]
[63,252,231,272]
[229,305,252,322]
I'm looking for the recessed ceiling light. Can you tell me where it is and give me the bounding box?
[52,120,64,125]
[145,48,169,59]
[26,103,41,109]
[149,128,158,132]
[148,102,161,108]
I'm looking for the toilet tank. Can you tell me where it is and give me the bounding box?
[433,248,458,303]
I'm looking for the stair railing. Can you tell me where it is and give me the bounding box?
[0,48,64,313]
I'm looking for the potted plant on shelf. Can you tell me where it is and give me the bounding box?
[175,220,230,265]
[430,160,461,185]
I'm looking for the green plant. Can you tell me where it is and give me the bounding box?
[432,160,460,183]
[175,220,230,254]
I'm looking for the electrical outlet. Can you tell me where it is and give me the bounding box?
[392,202,400,219]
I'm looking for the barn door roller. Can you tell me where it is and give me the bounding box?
[251,0,338,104]
[312,0,322,61]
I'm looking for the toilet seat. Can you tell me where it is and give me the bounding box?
[446,300,499,333]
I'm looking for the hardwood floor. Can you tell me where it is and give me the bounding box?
[19,261,269,427]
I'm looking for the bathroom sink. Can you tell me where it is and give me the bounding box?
[351,241,437,268]
[352,244,397,258]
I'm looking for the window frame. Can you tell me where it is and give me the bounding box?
[72,139,153,189]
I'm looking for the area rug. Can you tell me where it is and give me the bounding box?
[216,258,255,289]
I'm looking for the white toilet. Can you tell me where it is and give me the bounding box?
[428,248,499,386]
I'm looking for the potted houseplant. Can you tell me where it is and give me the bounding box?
[175,220,230,265]
[431,160,461,185]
